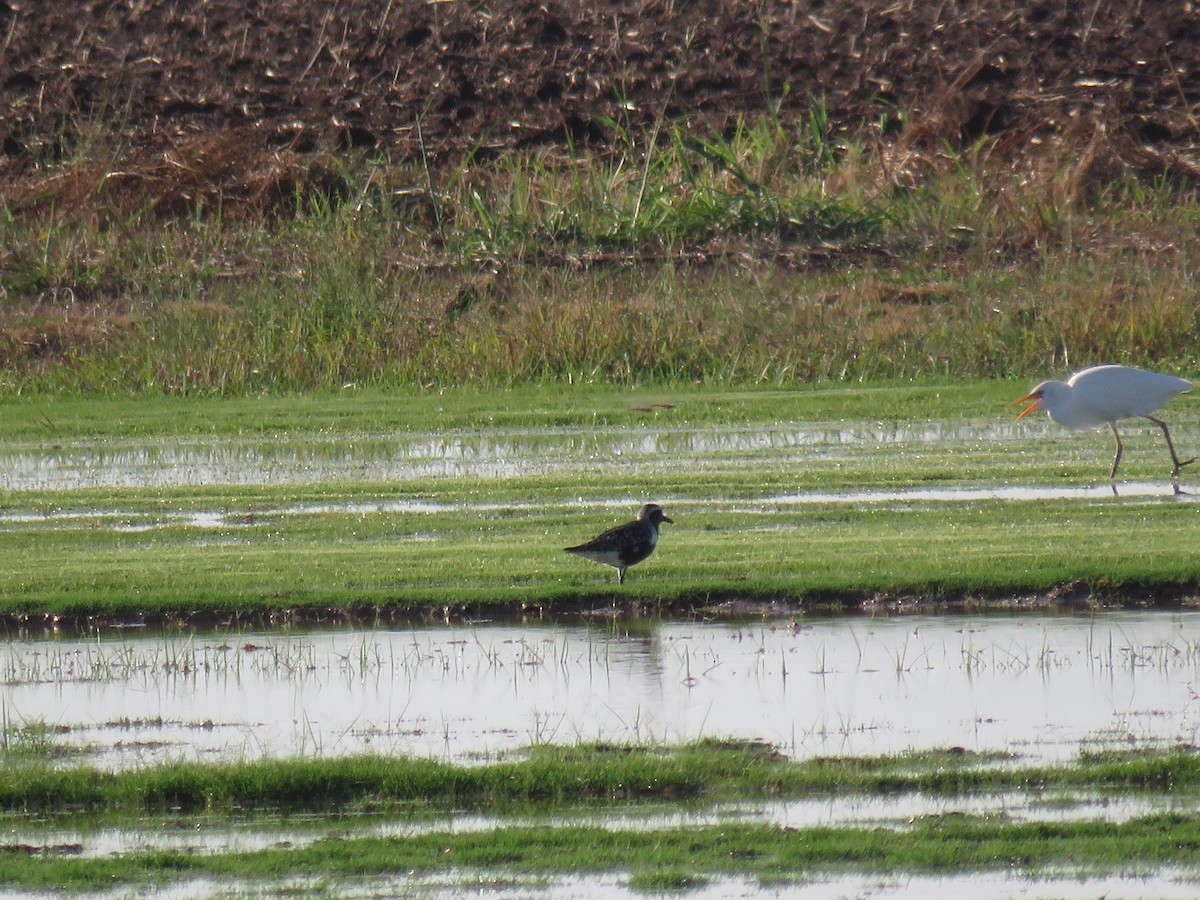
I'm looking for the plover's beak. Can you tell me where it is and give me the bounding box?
[662,516,674,524]
[1008,391,1042,421]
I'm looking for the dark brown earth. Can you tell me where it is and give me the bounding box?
[3,0,1200,206]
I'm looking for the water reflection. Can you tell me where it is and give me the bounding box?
[10,789,1196,861]
[0,421,1035,491]
[0,481,1190,536]
[770,481,1189,504]
[6,870,1199,900]
[362,870,1200,900]
[3,611,1199,770]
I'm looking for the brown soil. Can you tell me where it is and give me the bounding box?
[3,0,1200,203]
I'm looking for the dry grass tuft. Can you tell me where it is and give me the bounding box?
[7,128,354,223]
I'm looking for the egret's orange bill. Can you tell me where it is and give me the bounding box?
[1009,391,1043,420]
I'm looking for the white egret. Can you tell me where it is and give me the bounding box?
[1010,364,1194,484]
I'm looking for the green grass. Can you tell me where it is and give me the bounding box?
[4,744,1200,890]
[1,382,1199,618]
[2,496,1196,616]
[0,379,1001,441]
[5,742,1200,814]
[9,818,1200,891]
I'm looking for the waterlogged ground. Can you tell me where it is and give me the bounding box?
[4,612,1200,769]
[3,869,1200,900]
[0,415,1193,527]
[5,870,1200,900]
[5,608,1200,900]
[0,417,1183,490]
[5,397,1200,898]
[7,420,1000,489]
[6,409,1198,764]
[12,785,1200,860]
[158,872,1200,900]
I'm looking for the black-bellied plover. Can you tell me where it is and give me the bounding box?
[564,503,673,584]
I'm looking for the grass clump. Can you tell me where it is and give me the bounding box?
[0,740,784,813]
[627,868,711,892]
[0,718,80,762]
[4,743,1200,816]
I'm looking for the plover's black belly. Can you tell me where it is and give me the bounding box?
[616,535,654,567]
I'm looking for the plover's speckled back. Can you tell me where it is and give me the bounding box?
[564,503,673,584]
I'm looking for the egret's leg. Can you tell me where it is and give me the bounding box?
[617,567,626,585]
[1148,416,1195,480]
[1108,422,1124,480]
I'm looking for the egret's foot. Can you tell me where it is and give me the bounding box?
[1172,459,1195,495]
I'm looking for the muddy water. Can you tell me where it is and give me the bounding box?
[4,611,1199,769]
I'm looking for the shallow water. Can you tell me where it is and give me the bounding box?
[6,612,1200,896]
[4,611,1199,770]
[9,788,1197,861]
[4,868,1199,900]
[0,420,1082,491]
[8,794,1200,897]
[373,869,1200,900]
[281,869,1200,900]
[1,416,1189,536]
[0,479,1188,535]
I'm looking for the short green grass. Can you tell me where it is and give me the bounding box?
[2,495,1196,617]
[1,382,1199,618]
[4,742,1197,814]
[0,379,1000,441]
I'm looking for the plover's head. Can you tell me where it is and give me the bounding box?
[637,503,673,525]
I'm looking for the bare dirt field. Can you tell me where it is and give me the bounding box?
[3,0,1200,202]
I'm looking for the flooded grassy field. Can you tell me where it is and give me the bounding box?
[1,383,1199,617]
[6,610,1200,896]
[5,612,1200,769]
[3,384,1200,897]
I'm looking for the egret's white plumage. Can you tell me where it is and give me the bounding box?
[1011,364,1194,483]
